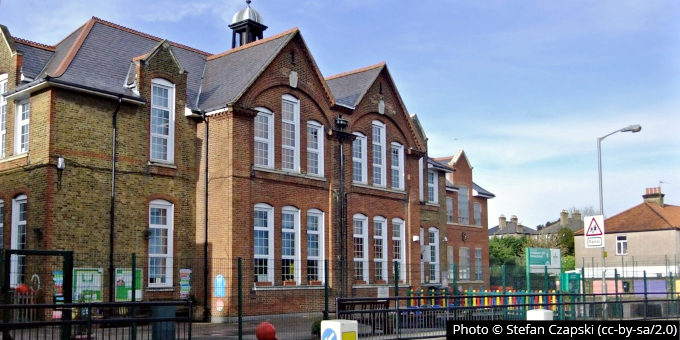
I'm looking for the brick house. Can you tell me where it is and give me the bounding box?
[0,3,495,317]
[434,150,495,290]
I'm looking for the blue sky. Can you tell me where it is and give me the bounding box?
[1,0,678,228]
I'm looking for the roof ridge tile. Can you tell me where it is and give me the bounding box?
[207,27,299,61]
[325,61,385,80]
[13,38,55,51]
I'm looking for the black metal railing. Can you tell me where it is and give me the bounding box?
[0,300,192,340]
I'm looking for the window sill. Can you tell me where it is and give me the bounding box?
[0,153,28,164]
[253,284,324,291]
[353,283,411,288]
[450,223,483,229]
[352,183,406,195]
[147,161,177,169]
[253,166,327,182]
[425,202,440,207]
[146,287,174,292]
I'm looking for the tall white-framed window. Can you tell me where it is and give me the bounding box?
[418,157,424,201]
[306,121,324,176]
[390,143,404,190]
[10,195,27,287]
[458,185,469,224]
[371,121,386,187]
[281,206,301,284]
[0,73,7,158]
[254,107,274,168]
[254,203,274,283]
[459,247,470,280]
[352,133,367,183]
[373,216,387,282]
[428,227,440,283]
[281,95,300,172]
[474,202,482,226]
[616,236,628,255]
[353,214,369,283]
[150,78,175,163]
[148,199,174,287]
[427,170,438,203]
[392,218,406,282]
[474,248,483,281]
[0,200,4,250]
[14,100,29,155]
[306,209,325,283]
[446,197,454,224]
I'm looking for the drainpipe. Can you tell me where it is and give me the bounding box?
[109,96,122,302]
[202,111,210,321]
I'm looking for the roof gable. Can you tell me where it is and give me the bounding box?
[0,24,18,56]
[575,202,680,235]
[326,62,383,108]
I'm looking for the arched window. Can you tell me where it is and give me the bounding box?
[254,203,274,283]
[371,121,386,187]
[306,209,324,283]
[148,199,174,287]
[390,142,404,190]
[281,206,301,284]
[353,213,369,282]
[10,195,26,287]
[306,121,324,177]
[281,95,300,172]
[392,218,406,282]
[352,132,367,184]
[254,107,274,168]
[373,216,387,281]
[150,78,175,163]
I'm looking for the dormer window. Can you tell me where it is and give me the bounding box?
[150,79,175,163]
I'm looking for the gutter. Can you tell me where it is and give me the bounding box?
[3,77,146,105]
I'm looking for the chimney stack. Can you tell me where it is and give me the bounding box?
[511,215,520,233]
[643,187,664,207]
[560,209,568,227]
[499,215,506,229]
[572,210,581,221]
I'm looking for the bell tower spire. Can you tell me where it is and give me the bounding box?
[229,0,267,48]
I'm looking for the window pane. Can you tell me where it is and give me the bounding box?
[254,230,269,255]
[307,233,319,257]
[307,215,318,231]
[282,232,295,256]
[282,213,294,229]
[353,161,362,182]
[151,108,170,135]
[353,237,363,258]
[307,152,319,174]
[307,125,318,149]
[352,139,362,158]
[282,100,295,121]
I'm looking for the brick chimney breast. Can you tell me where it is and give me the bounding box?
[643,187,664,207]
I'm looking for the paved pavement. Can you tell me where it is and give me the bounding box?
[193,313,321,340]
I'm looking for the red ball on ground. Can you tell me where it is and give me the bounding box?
[255,321,276,340]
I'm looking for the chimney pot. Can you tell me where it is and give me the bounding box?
[643,187,664,207]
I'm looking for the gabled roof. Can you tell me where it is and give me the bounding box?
[325,62,384,108]
[575,202,680,235]
[198,28,296,111]
[488,224,537,236]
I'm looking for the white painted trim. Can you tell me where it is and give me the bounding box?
[254,107,274,168]
[14,99,29,155]
[281,94,300,172]
[254,203,275,283]
[281,206,301,284]
[10,195,27,287]
[371,120,386,187]
[352,132,367,184]
[427,170,438,204]
[391,218,406,282]
[390,142,404,190]
[150,79,175,164]
[353,213,369,283]
[418,157,424,202]
[148,199,174,288]
[306,120,324,177]
[428,227,440,283]
[306,209,325,283]
[373,216,388,281]
[0,74,7,159]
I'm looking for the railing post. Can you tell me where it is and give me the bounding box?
[670,272,676,316]
[501,264,507,307]
[614,269,619,319]
[580,267,586,318]
[62,252,74,340]
[394,260,400,335]
[324,259,329,320]
[238,258,243,340]
[131,253,137,340]
[543,265,548,292]
[643,270,648,319]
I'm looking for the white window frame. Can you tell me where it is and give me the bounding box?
[390,142,404,190]
[474,202,482,226]
[418,157,424,201]
[392,218,406,282]
[459,247,470,281]
[371,121,386,187]
[0,200,4,250]
[306,209,325,283]
[352,133,367,184]
[373,216,387,282]
[353,214,369,283]
[0,74,7,159]
[446,197,454,224]
[254,107,274,168]
[281,94,300,172]
[148,199,174,288]
[475,248,483,281]
[616,235,628,256]
[14,99,29,155]
[428,227,440,283]
[306,121,324,177]
[427,170,438,204]
[150,78,175,163]
[254,203,275,283]
[10,195,27,287]
[458,185,469,224]
[281,206,301,284]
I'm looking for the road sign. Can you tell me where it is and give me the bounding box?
[584,215,605,248]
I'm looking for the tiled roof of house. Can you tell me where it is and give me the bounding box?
[488,224,537,236]
[14,40,54,79]
[574,202,680,235]
[325,62,384,108]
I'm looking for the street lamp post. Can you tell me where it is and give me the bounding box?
[597,124,641,318]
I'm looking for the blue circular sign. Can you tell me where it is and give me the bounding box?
[322,327,338,340]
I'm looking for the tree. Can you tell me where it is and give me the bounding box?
[569,206,597,218]
[489,236,529,266]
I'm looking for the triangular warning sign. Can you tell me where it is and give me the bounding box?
[586,218,603,236]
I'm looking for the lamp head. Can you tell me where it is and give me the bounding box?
[620,124,641,133]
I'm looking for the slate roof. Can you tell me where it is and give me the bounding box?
[473,182,495,198]
[325,62,384,108]
[428,157,454,173]
[574,202,680,235]
[13,39,54,79]
[198,28,297,111]
[488,224,537,236]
